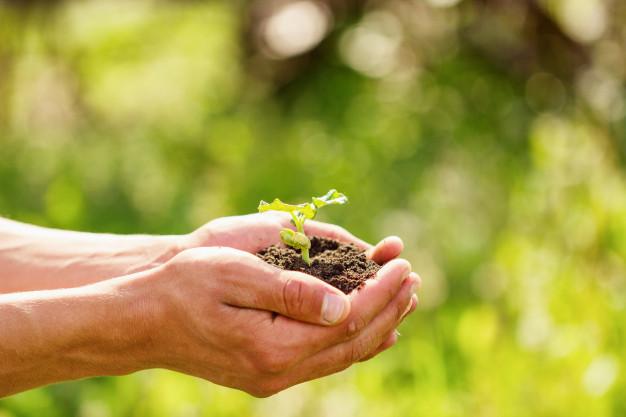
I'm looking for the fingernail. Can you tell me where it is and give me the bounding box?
[322,293,348,324]
[394,330,401,337]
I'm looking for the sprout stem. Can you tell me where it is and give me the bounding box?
[258,190,347,267]
[301,248,311,266]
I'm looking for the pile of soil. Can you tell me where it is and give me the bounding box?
[257,236,380,294]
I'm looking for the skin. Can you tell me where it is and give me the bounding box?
[0,212,420,398]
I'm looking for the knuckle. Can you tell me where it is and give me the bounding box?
[282,276,307,317]
[345,314,368,339]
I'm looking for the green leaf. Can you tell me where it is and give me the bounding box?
[279,228,311,250]
[258,198,301,213]
[258,198,317,219]
[312,189,348,208]
[259,198,317,224]
[280,229,312,265]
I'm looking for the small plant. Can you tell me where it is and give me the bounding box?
[258,189,348,265]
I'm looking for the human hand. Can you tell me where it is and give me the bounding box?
[182,212,403,265]
[182,211,417,360]
[135,245,419,397]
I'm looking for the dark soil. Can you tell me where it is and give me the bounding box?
[257,236,381,294]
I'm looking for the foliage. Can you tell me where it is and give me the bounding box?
[258,189,348,264]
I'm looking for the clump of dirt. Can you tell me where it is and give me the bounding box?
[257,236,380,294]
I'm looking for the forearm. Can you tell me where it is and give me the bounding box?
[0,218,182,293]
[0,273,157,397]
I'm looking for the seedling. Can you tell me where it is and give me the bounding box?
[258,189,348,265]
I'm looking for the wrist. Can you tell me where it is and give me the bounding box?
[90,271,166,373]
[104,264,181,371]
[52,271,167,378]
[135,235,185,271]
[57,281,154,378]
[67,233,185,280]
[179,224,215,250]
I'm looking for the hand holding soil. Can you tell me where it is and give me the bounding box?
[141,240,418,397]
[0,209,419,398]
[165,194,421,395]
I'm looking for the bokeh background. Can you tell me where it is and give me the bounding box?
[1,0,626,415]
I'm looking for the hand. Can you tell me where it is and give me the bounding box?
[183,211,418,361]
[183,211,403,264]
[138,245,419,397]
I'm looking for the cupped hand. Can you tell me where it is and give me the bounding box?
[140,246,419,397]
[183,212,404,265]
[182,211,416,368]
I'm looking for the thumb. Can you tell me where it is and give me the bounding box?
[272,270,352,325]
[215,250,351,325]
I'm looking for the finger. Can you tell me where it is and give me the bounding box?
[407,272,422,292]
[303,220,371,250]
[307,277,415,368]
[359,291,419,363]
[405,293,419,318]
[281,278,415,386]
[217,250,351,326]
[359,330,398,362]
[309,278,414,369]
[342,258,413,333]
[367,236,404,265]
[359,291,418,363]
[272,259,414,356]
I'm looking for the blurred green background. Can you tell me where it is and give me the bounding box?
[1,0,626,415]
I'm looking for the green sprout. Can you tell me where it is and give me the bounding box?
[258,189,348,265]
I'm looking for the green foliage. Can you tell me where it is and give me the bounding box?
[258,189,348,264]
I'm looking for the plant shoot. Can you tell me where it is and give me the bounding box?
[258,189,348,265]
